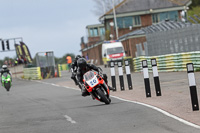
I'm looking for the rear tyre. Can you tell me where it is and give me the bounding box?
[96,89,110,104]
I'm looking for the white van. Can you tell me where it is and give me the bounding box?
[102,40,126,67]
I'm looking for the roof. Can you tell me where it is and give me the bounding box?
[118,20,194,40]
[105,0,191,15]
[86,24,104,29]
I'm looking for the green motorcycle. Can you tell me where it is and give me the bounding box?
[2,72,12,91]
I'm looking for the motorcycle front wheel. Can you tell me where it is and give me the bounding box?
[4,82,11,91]
[96,89,111,104]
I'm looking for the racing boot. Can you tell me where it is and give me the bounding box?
[108,86,114,91]
[74,79,79,86]
[71,73,79,85]
[81,85,90,97]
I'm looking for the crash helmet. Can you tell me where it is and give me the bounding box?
[77,58,87,70]
[75,55,82,60]
[2,65,7,70]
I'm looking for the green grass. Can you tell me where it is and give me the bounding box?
[188,6,200,23]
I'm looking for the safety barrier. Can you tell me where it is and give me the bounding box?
[58,64,69,71]
[133,51,200,72]
[23,67,42,80]
[57,64,62,77]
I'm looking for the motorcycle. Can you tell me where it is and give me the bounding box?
[2,72,12,91]
[83,70,111,104]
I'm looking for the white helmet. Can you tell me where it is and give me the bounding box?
[2,65,7,70]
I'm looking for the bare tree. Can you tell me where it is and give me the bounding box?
[92,0,123,16]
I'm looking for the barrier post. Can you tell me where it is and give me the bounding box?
[142,60,151,97]
[151,59,161,96]
[186,63,199,111]
[110,62,116,91]
[118,61,125,91]
[125,60,133,90]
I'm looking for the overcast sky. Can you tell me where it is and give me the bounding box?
[0,0,99,59]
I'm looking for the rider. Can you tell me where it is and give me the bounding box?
[71,55,82,85]
[76,58,113,96]
[0,65,12,82]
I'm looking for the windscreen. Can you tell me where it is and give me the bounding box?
[83,71,95,81]
[107,47,123,55]
[3,73,8,77]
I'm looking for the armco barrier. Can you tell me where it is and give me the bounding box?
[133,51,200,72]
[23,67,42,80]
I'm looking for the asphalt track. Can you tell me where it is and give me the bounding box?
[0,77,200,133]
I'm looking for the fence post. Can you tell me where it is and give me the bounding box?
[118,61,125,91]
[151,59,161,96]
[142,60,151,97]
[186,63,199,111]
[125,60,133,90]
[110,62,116,91]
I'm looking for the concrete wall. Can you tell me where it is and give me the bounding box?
[9,65,24,78]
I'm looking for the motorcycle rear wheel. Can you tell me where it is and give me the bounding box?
[96,89,111,104]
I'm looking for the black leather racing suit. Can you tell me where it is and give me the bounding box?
[77,63,99,84]
[71,59,79,85]
[77,64,108,85]
[0,69,11,76]
[76,64,111,96]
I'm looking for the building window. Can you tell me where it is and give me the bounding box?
[160,12,169,21]
[117,17,133,28]
[89,29,94,37]
[100,27,105,36]
[124,17,133,28]
[117,17,126,28]
[134,16,141,26]
[93,28,98,36]
[169,11,178,21]
[117,16,141,29]
[152,14,159,23]
[152,11,178,23]
[89,28,99,37]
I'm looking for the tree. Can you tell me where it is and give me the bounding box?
[92,0,123,16]
[190,0,200,8]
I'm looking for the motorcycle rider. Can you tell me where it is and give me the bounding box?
[71,55,82,85]
[0,65,12,83]
[76,58,113,96]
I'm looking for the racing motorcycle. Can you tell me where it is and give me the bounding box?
[2,72,12,91]
[83,70,111,104]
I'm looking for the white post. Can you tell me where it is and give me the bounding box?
[186,63,199,111]
[142,60,151,97]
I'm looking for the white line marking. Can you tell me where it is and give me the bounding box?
[111,95,200,129]
[31,80,200,129]
[64,115,76,124]
[51,84,60,87]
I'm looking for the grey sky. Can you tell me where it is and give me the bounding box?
[0,0,99,59]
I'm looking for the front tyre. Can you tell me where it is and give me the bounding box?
[96,89,111,104]
[5,81,11,92]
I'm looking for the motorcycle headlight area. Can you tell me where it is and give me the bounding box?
[6,78,11,81]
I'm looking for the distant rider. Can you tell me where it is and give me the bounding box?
[0,65,12,82]
[71,55,82,85]
[76,58,113,96]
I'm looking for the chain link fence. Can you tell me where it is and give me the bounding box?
[146,24,200,56]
